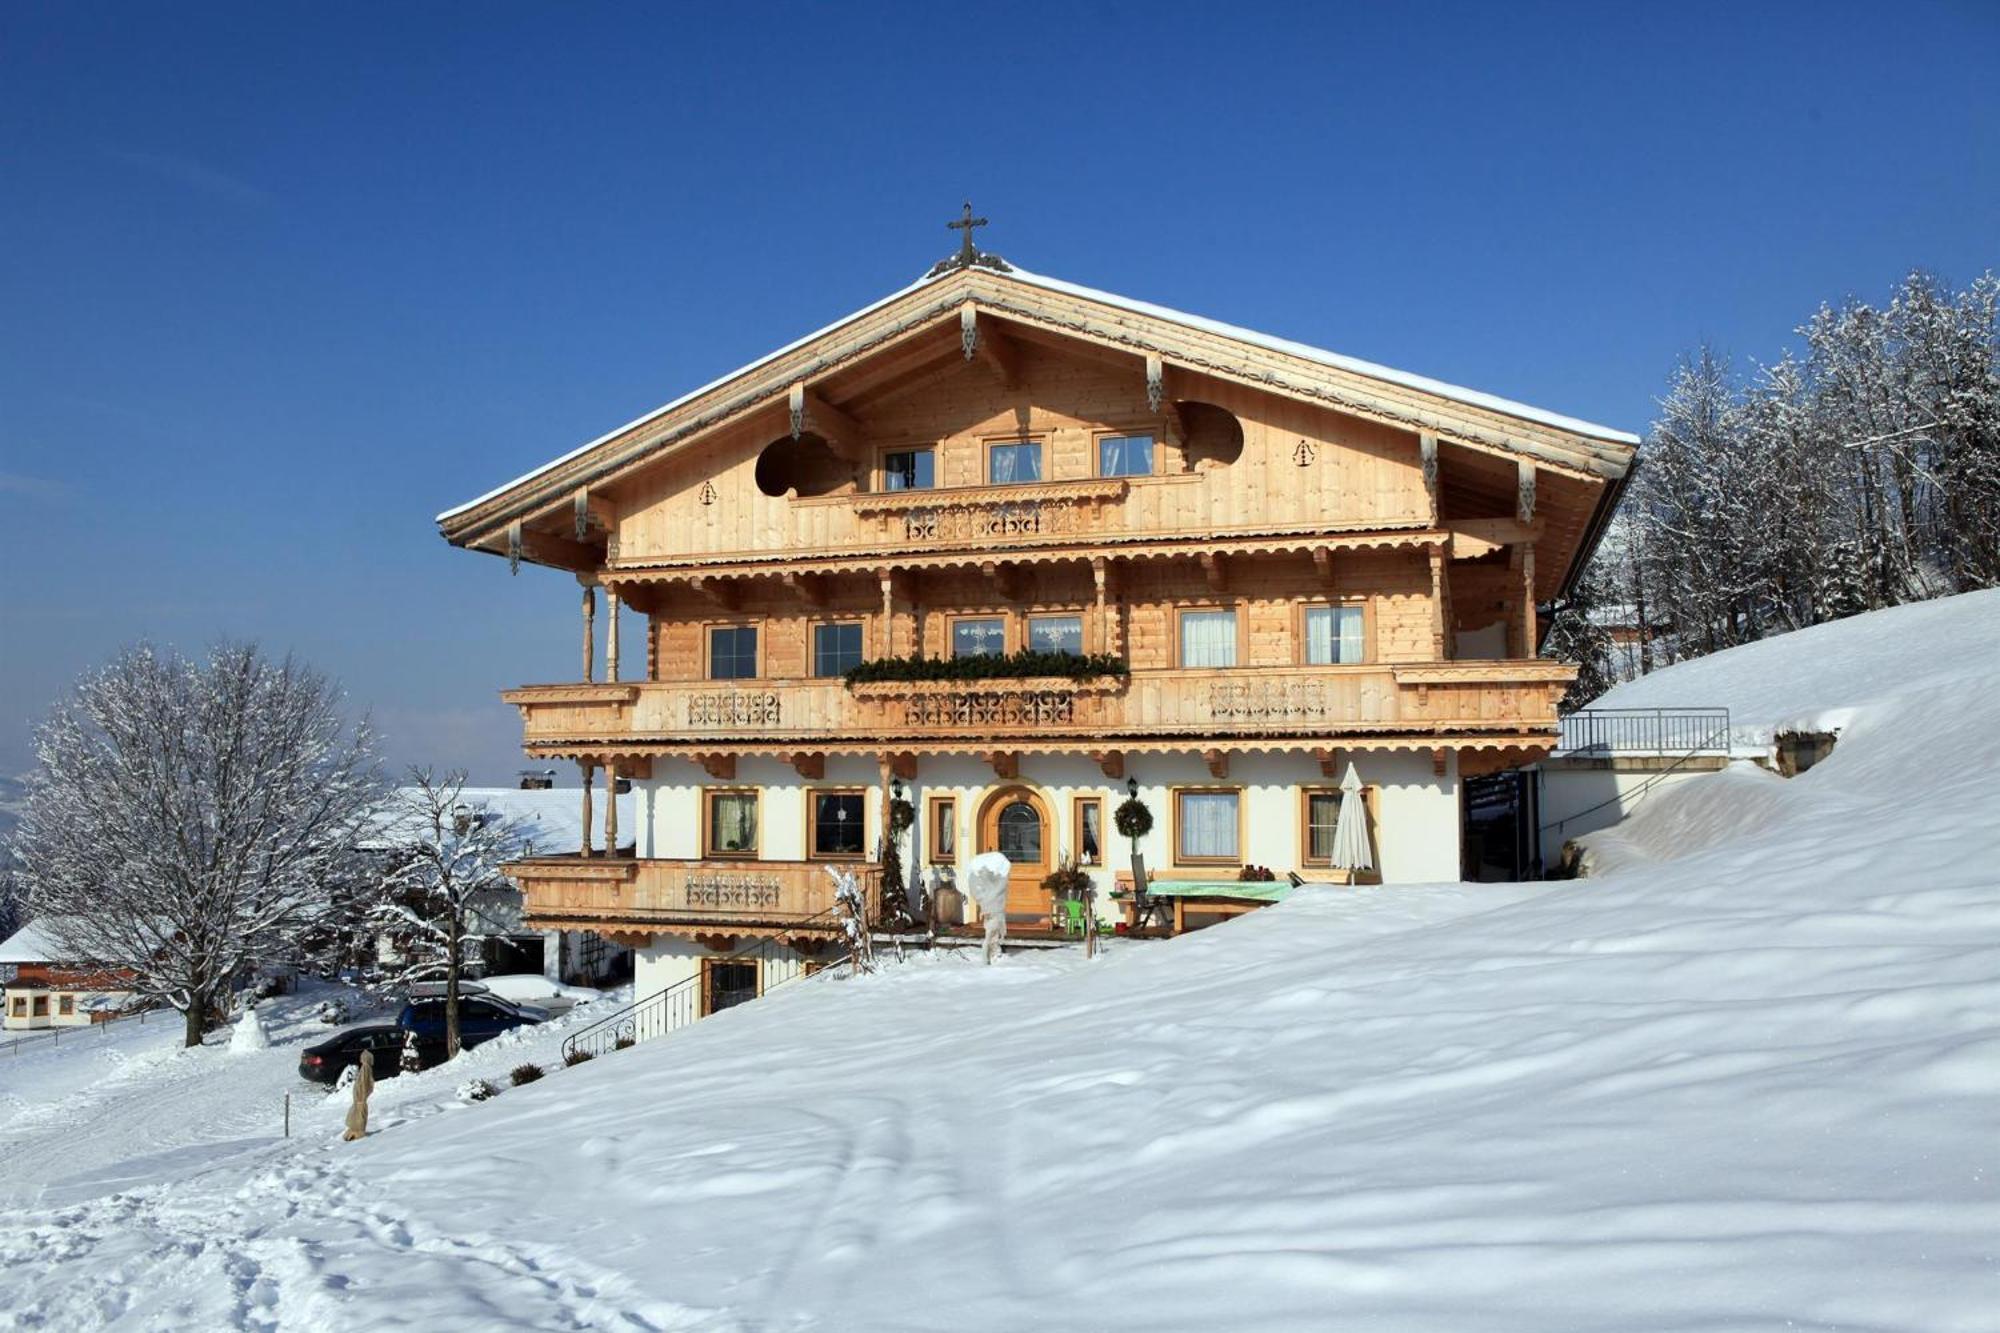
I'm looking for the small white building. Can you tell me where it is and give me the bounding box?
[0,919,138,1030]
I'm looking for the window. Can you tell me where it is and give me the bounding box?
[31,995,48,1017]
[1027,614,1083,656]
[1098,433,1155,478]
[1179,609,1238,668]
[58,995,74,1016]
[928,795,956,863]
[1175,790,1240,863]
[8,997,23,1018]
[811,791,867,859]
[705,790,759,858]
[952,617,1007,658]
[987,440,1043,484]
[708,626,758,680]
[814,622,864,677]
[996,800,1043,864]
[1303,789,1342,865]
[1074,796,1103,867]
[1304,605,1366,664]
[884,448,934,491]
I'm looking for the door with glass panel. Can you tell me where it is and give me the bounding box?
[978,787,1052,922]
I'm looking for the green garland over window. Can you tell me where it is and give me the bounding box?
[843,650,1128,686]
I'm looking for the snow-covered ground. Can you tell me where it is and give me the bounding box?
[3,591,1997,1330]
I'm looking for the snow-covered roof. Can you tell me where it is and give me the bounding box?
[436,259,1637,524]
[0,919,69,964]
[365,786,636,856]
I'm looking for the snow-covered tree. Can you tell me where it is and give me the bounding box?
[369,769,529,1059]
[13,644,380,1047]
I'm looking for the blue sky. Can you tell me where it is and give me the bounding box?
[1,1,1995,784]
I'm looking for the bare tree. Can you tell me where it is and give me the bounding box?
[370,769,529,1060]
[13,644,380,1047]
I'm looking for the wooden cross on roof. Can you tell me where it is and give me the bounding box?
[947,201,988,266]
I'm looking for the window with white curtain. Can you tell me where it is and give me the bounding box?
[1027,615,1083,656]
[1176,790,1239,862]
[952,618,1007,658]
[987,440,1042,484]
[1303,605,1365,664]
[706,791,758,858]
[1098,433,1154,478]
[1179,609,1237,668]
[1304,790,1342,863]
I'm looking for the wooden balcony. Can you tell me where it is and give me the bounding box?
[502,662,1573,758]
[509,856,882,940]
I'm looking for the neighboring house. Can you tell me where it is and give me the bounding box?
[363,783,636,985]
[0,919,138,1030]
[434,232,1637,1009]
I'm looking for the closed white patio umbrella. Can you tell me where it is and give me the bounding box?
[1332,762,1373,875]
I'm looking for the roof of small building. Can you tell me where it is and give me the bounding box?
[0,919,69,965]
[365,785,636,856]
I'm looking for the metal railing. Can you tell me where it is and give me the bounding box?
[560,908,855,1061]
[1556,707,1732,756]
[2,1002,159,1058]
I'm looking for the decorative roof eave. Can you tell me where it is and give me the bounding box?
[512,734,1563,765]
[438,266,1637,558]
[599,526,1447,587]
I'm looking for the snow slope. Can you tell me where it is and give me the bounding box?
[3,592,1998,1330]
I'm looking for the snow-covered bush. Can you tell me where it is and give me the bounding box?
[317,998,349,1026]
[509,1062,544,1086]
[456,1078,497,1104]
[400,1028,422,1075]
[228,1004,270,1054]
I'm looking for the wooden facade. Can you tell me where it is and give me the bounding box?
[442,251,1636,946]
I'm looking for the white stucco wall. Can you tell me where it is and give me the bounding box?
[1536,760,1726,869]
[629,746,1464,915]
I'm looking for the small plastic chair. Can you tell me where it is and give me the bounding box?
[1059,896,1087,938]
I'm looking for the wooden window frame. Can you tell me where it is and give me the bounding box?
[701,787,762,860]
[948,612,1011,659]
[1296,600,1375,667]
[1170,786,1245,868]
[1174,603,1245,671]
[699,955,762,1018]
[1298,785,1383,874]
[1026,611,1087,657]
[1072,795,1105,868]
[57,994,74,1016]
[877,444,936,494]
[812,620,866,678]
[982,435,1046,487]
[1092,428,1159,480]
[806,788,869,862]
[927,794,957,864]
[703,621,763,681]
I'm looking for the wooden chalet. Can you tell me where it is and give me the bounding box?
[438,219,1637,1009]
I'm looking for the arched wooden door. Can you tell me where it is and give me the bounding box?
[978,787,1052,923]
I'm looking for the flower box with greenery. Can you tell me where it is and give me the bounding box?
[843,650,1128,691]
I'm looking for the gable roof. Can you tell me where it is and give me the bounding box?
[436,259,1637,554]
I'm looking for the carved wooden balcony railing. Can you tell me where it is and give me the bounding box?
[509,856,883,936]
[839,478,1129,549]
[503,662,1574,753]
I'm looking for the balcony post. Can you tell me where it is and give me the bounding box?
[1092,557,1108,655]
[1428,546,1447,660]
[581,585,597,683]
[878,569,895,657]
[579,760,594,858]
[606,587,621,683]
[1520,542,1537,655]
[604,761,619,853]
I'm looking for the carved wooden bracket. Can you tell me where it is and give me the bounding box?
[1145,353,1165,412]
[1516,460,1537,524]
[1314,747,1340,779]
[698,754,736,781]
[981,560,1025,602]
[782,571,828,606]
[1312,545,1335,585]
[1432,747,1449,777]
[785,752,825,780]
[1420,433,1440,519]
[880,751,918,780]
[1091,750,1125,780]
[1201,551,1228,593]
[1203,748,1229,779]
[986,751,1019,780]
[692,576,740,611]
[693,932,739,954]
